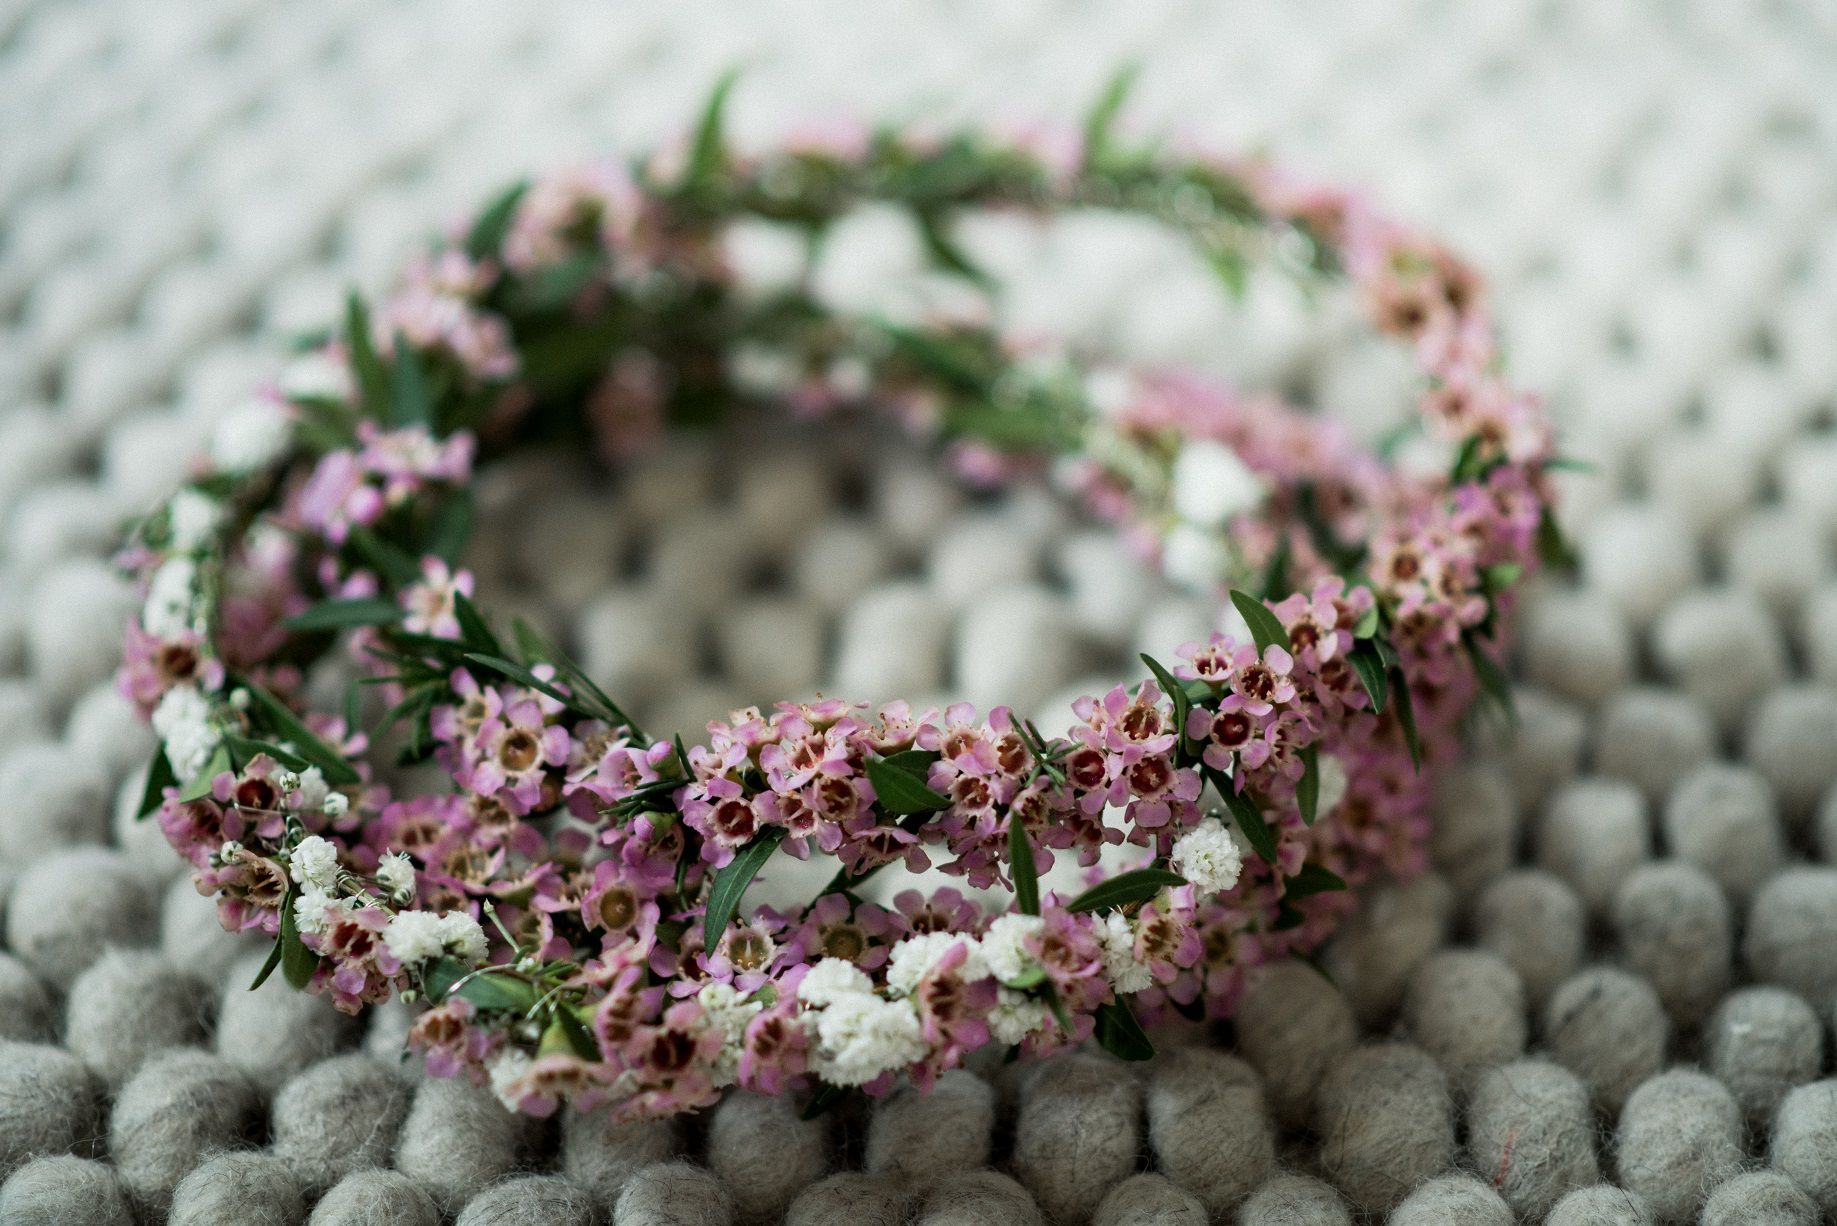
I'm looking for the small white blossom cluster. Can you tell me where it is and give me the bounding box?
[166,488,224,551]
[376,851,417,903]
[884,931,990,997]
[151,685,221,779]
[211,396,294,473]
[978,913,1044,984]
[795,958,926,1087]
[381,909,490,966]
[142,556,201,639]
[293,888,358,936]
[1171,817,1245,895]
[487,1048,534,1112]
[1097,912,1154,994]
[696,982,764,1086]
[288,835,341,890]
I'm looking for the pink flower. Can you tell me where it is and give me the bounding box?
[400,558,475,638]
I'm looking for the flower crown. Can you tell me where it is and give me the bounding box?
[118,80,1560,1121]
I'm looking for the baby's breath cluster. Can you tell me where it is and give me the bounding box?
[115,79,1558,1121]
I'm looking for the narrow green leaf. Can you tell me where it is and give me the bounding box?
[507,618,645,741]
[343,293,389,416]
[451,593,503,658]
[1009,819,1040,916]
[346,524,419,588]
[686,69,741,188]
[424,956,543,1013]
[1081,62,1142,171]
[177,744,232,803]
[1536,507,1577,571]
[1229,589,1289,657]
[137,744,178,820]
[222,735,312,775]
[462,653,591,719]
[465,180,530,260]
[1348,642,1389,713]
[704,827,787,946]
[1543,454,1596,473]
[915,210,994,288]
[1208,767,1277,865]
[283,597,401,633]
[1093,997,1155,1061]
[243,681,361,786]
[800,1083,847,1121]
[1297,744,1320,825]
[279,894,319,990]
[1480,562,1523,594]
[1065,868,1186,914]
[1138,653,1191,752]
[248,935,284,991]
[425,488,475,565]
[1391,666,1423,770]
[1352,601,1381,639]
[390,335,434,429]
[864,753,949,816]
[553,1007,599,1060]
[1283,861,1348,900]
[1463,635,1516,723]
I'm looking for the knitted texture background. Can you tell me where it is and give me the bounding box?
[3,1,1837,1223]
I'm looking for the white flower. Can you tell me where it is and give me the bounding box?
[796,957,875,1008]
[291,767,328,812]
[809,995,927,1087]
[280,351,354,403]
[152,685,220,779]
[434,911,489,964]
[142,557,200,638]
[698,982,764,1087]
[381,910,447,964]
[487,1048,534,1112]
[1171,818,1244,895]
[376,852,417,903]
[884,932,990,998]
[1084,367,1135,418]
[322,792,350,818]
[1161,522,1229,592]
[287,835,340,890]
[1316,753,1349,817]
[987,988,1050,1045]
[167,489,223,551]
[1170,439,1268,527]
[1097,912,1153,995]
[293,888,347,937]
[210,397,294,473]
[978,913,1044,984]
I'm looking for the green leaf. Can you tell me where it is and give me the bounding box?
[1283,861,1348,900]
[390,335,434,428]
[451,593,503,657]
[1348,642,1389,713]
[425,488,475,565]
[1138,653,1191,752]
[222,735,312,775]
[423,956,542,1013]
[279,893,319,990]
[177,744,232,803]
[1065,868,1186,914]
[343,293,389,416]
[704,827,787,946]
[1093,997,1155,1061]
[548,1007,599,1060]
[685,69,741,189]
[915,210,994,288]
[1009,819,1040,915]
[1230,589,1289,657]
[1463,634,1516,723]
[800,1083,847,1121]
[1543,454,1596,473]
[1480,562,1523,594]
[346,524,420,588]
[1352,601,1381,640]
[1536,507,1576,572]
[864,752,949,816]
[283,597,401,633]
[248,934,284,991]
[462,653,591,718]
[242,680,362,786]
[1081,62,1142,171]
[507,618,645,741]
[1208,767,1277,865]
[1391,666,1423,770]
[1297,744,1320,825]
[136,744,178,820]
[465,180,530,260]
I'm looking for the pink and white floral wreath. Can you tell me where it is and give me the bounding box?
[118,87,1560,1121]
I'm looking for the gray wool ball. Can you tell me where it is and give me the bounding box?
[1703,987,1824,1122]
[1522,588,1635,706]
[1546,1185,1653,1225]
[1818,787,1837,866]
[912,1170,1044,1226]
[1430,764,1519,896]
[1610,861,1732,1026]
[66,683,155,780]
[561,1106,678,1204]
[1090,1172,1207,1225]
[1652,588,1788,734]
[1493,687,1587,813]
[1236,961,1359,1126]
[1744,867,1837,1009]
[1541,966,1670,1114]
[0,954,55,1043]
[706,1090,827,1225]
[1321,873,1454,1028]
[109,1048,261,1215]
[1312,1043,1455,1214]
[1011,1054,1141,1225]
[1466,1059,1598,1219]
[270,1055,410,1192]
[394,1076,531,1215]
[1537,778,1653,917]
[1236,1173,1352,1226]
[864,1068,993,1179]
[1387,1174,1512,1225]
[1472,870,1585,1009]
[784,1172,906,1226]
[1145,1048,1272,1213]
[1615,1069,1742,1224]
[455,1175,600,1226]
[1700,1170,1817,1226]
[161,875,264,985]
[613,1161,735,1225]
[64,948,212,1086]
[1746,685,1837,826]
[1399,950,1527,1094]
[0,740,112,866]
[1594,689,1716,806]
[1662,764,1785,904]
[25,559,138,711]
[5,848,158,986]
[168,1151,304,1226]
[0,1155,133,1226]
[1772,1079,1837,1215]
[215,950,360,1093]
[0,1041,102,1178]
[308,1169,442,1226]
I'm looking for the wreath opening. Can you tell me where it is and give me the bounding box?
[118,79,1560,1121]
